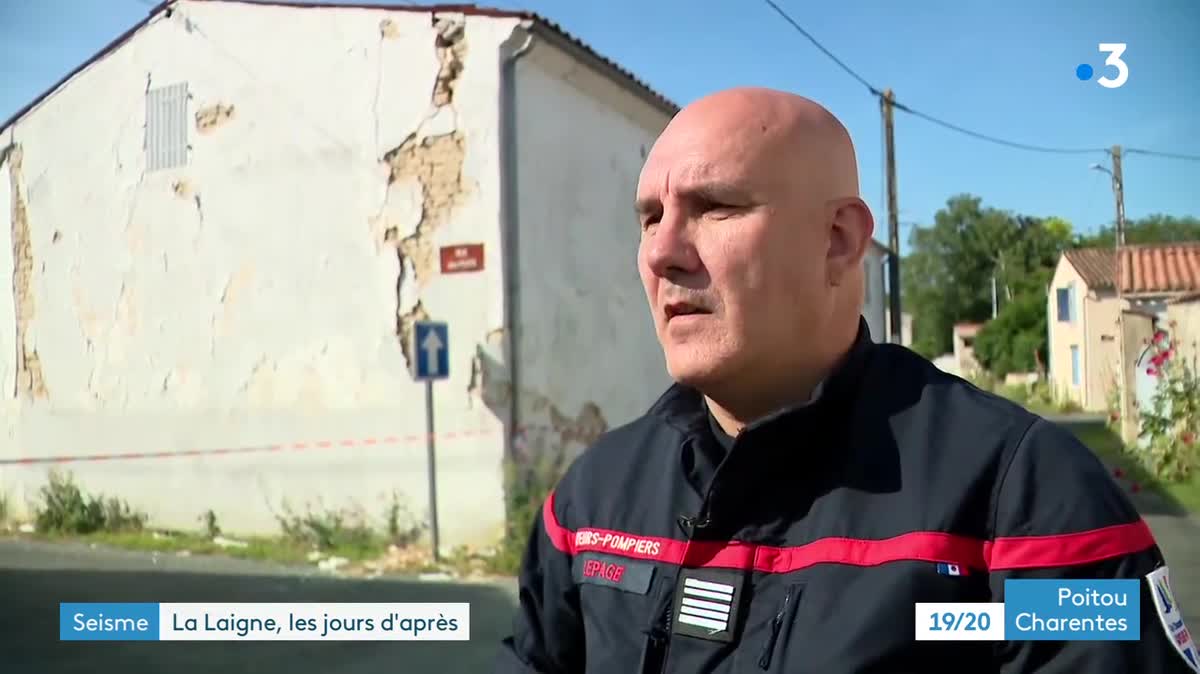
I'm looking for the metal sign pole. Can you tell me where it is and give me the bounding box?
[413,320,448,564]
[425,378,440,562]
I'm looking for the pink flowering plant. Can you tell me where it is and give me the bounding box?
[1137,325,1200,481]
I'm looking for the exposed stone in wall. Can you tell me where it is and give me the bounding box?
[380,13,470,363]
[397,300,430,371]
[385,131,467,284]
[431,16,466,106]
[549,402,607,449]
[3,144,47,399]
[516,394,610,465]
[379,17,400,38]
[195,103,235,134]
[467,338,510,408]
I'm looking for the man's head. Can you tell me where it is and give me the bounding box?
[635,87,874,416]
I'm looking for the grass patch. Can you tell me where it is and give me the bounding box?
[73,530,317,565]
[11,473,436,571]
[1069,422,1200,514]
[992,380,1081,416]
[35,469,146,535]
[485,455,565,576]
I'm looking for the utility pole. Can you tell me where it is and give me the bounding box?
[882,89,902,343]
[1106,146,1132,443]
[1111,145,1126,247]
[991,275,998,319]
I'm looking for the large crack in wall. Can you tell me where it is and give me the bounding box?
[467,343,609,464]
[383,13,470,369]
[516,393,609,468]
[385,131,467,285]
[3,143,47,399]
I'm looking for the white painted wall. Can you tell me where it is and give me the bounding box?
[509,38,673,462]
[0,129,16,451]
[863,243,888,342]
[0,1,525,551]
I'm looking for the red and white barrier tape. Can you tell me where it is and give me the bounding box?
[0,424,563,466]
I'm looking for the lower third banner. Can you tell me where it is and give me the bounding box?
[60,603,470,641]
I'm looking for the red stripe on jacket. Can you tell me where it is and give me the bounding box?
[541,490,1156,572]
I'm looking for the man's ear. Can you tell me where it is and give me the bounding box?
[827,197,875,286]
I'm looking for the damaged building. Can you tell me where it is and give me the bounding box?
[0,0,677,551]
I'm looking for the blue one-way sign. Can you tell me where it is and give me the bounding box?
[414,321,449,380]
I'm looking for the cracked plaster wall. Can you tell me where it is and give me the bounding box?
[0,1,520,550]
[0,129,17,444]
[500,41,675,467]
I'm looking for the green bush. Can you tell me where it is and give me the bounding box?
[35,470,146,534]
[973,292,1047,379]
[276,504,381,556]
[489,453,565,575]
[1027,381,1056,409]
[384,492,427,548]
[200,509,221,539]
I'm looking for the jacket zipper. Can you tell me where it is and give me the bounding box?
[757,585,798,670]
[658,599,674,674]
[641,595,674,674]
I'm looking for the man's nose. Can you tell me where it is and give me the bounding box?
[643,210,701,279]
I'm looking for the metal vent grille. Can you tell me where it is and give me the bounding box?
[145,83,189,171]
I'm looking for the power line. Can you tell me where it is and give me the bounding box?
[760,0,881,97]
[758,0,1144,158]
[1126,148,1200,162]
[890,103,1108,155]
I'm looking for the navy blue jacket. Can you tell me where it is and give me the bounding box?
[495,323,1197,673]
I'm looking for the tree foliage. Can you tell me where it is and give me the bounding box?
[973,292,1047,378]
[903,201,1200,376]
[901,195,1072,358]
[1075,214,1200,248]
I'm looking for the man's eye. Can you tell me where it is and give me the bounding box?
[640,214,661,231]
[703,202,739,218]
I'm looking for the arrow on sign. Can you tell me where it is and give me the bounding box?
[421,329,445,377]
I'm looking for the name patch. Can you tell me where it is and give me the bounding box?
[574,529,664,557]
[573,552,655,595]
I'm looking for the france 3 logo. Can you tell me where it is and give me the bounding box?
[1076,43,1129,89]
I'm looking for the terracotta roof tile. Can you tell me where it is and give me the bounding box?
[1063,248,1116,289]
[1120,243,1200,294]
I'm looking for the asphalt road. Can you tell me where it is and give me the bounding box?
[4,422,1199,674]
[0,538,519,674]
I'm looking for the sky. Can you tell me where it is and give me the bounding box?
[1,0,1198,252]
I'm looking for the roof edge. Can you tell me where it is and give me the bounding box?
[1060,248,1116,289]
[1,1,172,135]
[1,1,680,136]
[522,20,678,118]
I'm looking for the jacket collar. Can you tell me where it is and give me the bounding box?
[648,317,876,438]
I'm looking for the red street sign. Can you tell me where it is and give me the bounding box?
[440,244,484,273]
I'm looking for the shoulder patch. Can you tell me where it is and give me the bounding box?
[1146,566,1200,672]
[672,568,745,643]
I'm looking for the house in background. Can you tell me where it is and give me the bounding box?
[952,322,983,376]
[0,0,678,551]
[884,308,914,347]
[1048,243,1200,412]
[862,239,892,343]
[863,239,912,346]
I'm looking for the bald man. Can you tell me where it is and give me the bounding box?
[494,88,1196,673]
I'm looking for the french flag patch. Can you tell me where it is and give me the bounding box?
[936,563,966,576]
